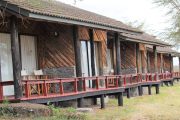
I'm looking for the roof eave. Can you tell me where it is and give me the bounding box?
[120,37,170,47]
[29,13,142,34]
[0,1,29,17]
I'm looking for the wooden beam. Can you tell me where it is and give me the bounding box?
[169,54,173,73]
[115,33,121,75]
[147,52,150,73]
[113,38,117,74]
[73,25,82,90]
[153,46,158,73]
[89,29,96,89]
[160,53,164,73]
[139,51,142,73]
[89,29,96,76]
[136,43,140,73]
[10,16,22,99]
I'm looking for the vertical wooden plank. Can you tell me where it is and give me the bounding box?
[10,16,22,99]
[115,33,121,75]
[153,46,158,73]
[73,26,82,91]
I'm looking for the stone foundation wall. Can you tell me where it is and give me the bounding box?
[43,67,75,78]
[121,68,137,75]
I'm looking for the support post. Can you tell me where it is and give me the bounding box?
[160,53,164,73]
[147,52,150,73]
[169,54,173,73]
[10,16,22,99]
[117,92,123,106]
[89,29,97,104]
[100,94,105,109]
[115,33,121,75]
[115,33,121,86]
[89,29,96,85]
[148,85,152,95]
[155,85,160,94]
[136,43,140,73]
[77,98,84,108]
[127,88,131,98]
[73,25,82,91]
[138,86,143,96]
[153,46,158,73]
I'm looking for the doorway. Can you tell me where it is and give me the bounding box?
[20,35,37,75]
[81,41,100,87]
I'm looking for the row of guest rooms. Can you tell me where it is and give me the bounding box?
[0,20,173,96]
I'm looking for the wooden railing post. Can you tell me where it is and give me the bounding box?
[123,75,126,86]
[83,78,86,91]
[96,77,99,90]
[136,74,139,83]
[0,83,3,100]
[105,76,108,88]
[59,80,64,94]
[116,76,119,87]
[130,75,132,84]
[74,78,78,93]
[43,81,48,96]
[25,81,29,98]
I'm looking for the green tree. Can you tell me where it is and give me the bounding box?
[154,0,180,43]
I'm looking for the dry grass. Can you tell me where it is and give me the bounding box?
[87,82,180,120]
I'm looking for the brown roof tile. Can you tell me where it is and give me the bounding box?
[2,0,141,33]
[146,45,179,55]
[120,33,170,46]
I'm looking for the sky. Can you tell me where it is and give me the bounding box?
[57,0,179,66]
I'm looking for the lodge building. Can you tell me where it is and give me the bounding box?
[0,0,179,108]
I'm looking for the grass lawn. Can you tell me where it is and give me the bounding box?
[87,82,180,120]
[1,83,180,120]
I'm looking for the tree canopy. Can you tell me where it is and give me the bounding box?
[154,0,180,44]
